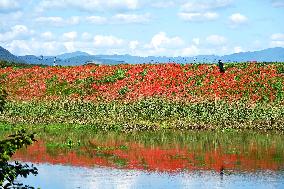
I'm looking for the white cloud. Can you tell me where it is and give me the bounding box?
[35,16,80,27]
[3,31,127,56]
[271,33,284,40]
[106,0,139,10]
[251,40,264,50]
[86,13,151,24]
[178,0,230,22]
[93,35,124,48]
[42,42,63,54]
[206,34,227,45]
[181,45,200,56]
[35,17,63,25]
[151,1,176,8]
[10,25,30,35]
[229,13,248,27]
[5,37,96,56]
[192,38,200,45]
[6,40,33,55]
[35,14,151,27]
[233,46,243,53]
[64,42,76,52]
[40,31,54,41]
[37,0,185,13]
[37,0,140,12]
[270,41,284,47]
[2,31,237,57]
[178,12,219,22]
[1,26,242,57]
[181,0,232,12]
[270,33,284,47]
[62,31,77,41]
[6,39,64,55]
[81,32,93,41]
[133,32,197,56]
[112,13,151,24]
[64,16,80,25]
[0,11,23,29]
[201,45,233,55]
[86,16,107,24]
[148,32,184,49]
[129,40,139,50]
[0,0,20,12]
[0,25,33,42]
[271,0,284,7]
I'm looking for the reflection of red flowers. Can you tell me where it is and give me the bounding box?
[13,140,283,173]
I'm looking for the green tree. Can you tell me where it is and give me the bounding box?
[0,130,38,189]
[0,91,38,188]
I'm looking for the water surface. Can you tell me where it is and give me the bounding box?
[17,163,284,189]
[8,130,284,188]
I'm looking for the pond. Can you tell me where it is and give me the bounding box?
[7,128,284,189]
[14,164,284,189]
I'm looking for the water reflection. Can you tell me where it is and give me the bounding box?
[12,131,284,172]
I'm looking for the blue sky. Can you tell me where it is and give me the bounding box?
[0,0,284,56]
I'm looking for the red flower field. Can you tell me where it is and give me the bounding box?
[1,63,283,103]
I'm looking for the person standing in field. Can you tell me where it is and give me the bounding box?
[218,60,225,73]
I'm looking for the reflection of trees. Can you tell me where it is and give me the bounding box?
[0,130,38,189]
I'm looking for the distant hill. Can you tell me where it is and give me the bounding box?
[57,51,90,60]
[222,47,284,62]
[18,54,125,66]
[62,55,125,66]
[68,47,284,64]
[19,55,55,65]
[89,54,220,64]
[0,46,26,63]
[1,45,284,66]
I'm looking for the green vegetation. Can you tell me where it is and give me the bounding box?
[1,122,283,161]
[0,88,38,188]
[0,129,37,189]
[0,60,47,69]
[2,98,284,132]
[97,68,127,83]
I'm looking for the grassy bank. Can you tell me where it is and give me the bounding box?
[2,98,284,132]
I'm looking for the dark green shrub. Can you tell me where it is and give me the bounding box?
[0,129,38,188]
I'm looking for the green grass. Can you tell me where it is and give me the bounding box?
[2,98,284,132]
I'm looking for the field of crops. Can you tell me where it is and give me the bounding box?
[1,62,284,131]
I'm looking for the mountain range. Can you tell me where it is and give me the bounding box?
[0,46,25,63]
[0,46,284,66]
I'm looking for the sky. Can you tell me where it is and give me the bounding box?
[0,0,284,56]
